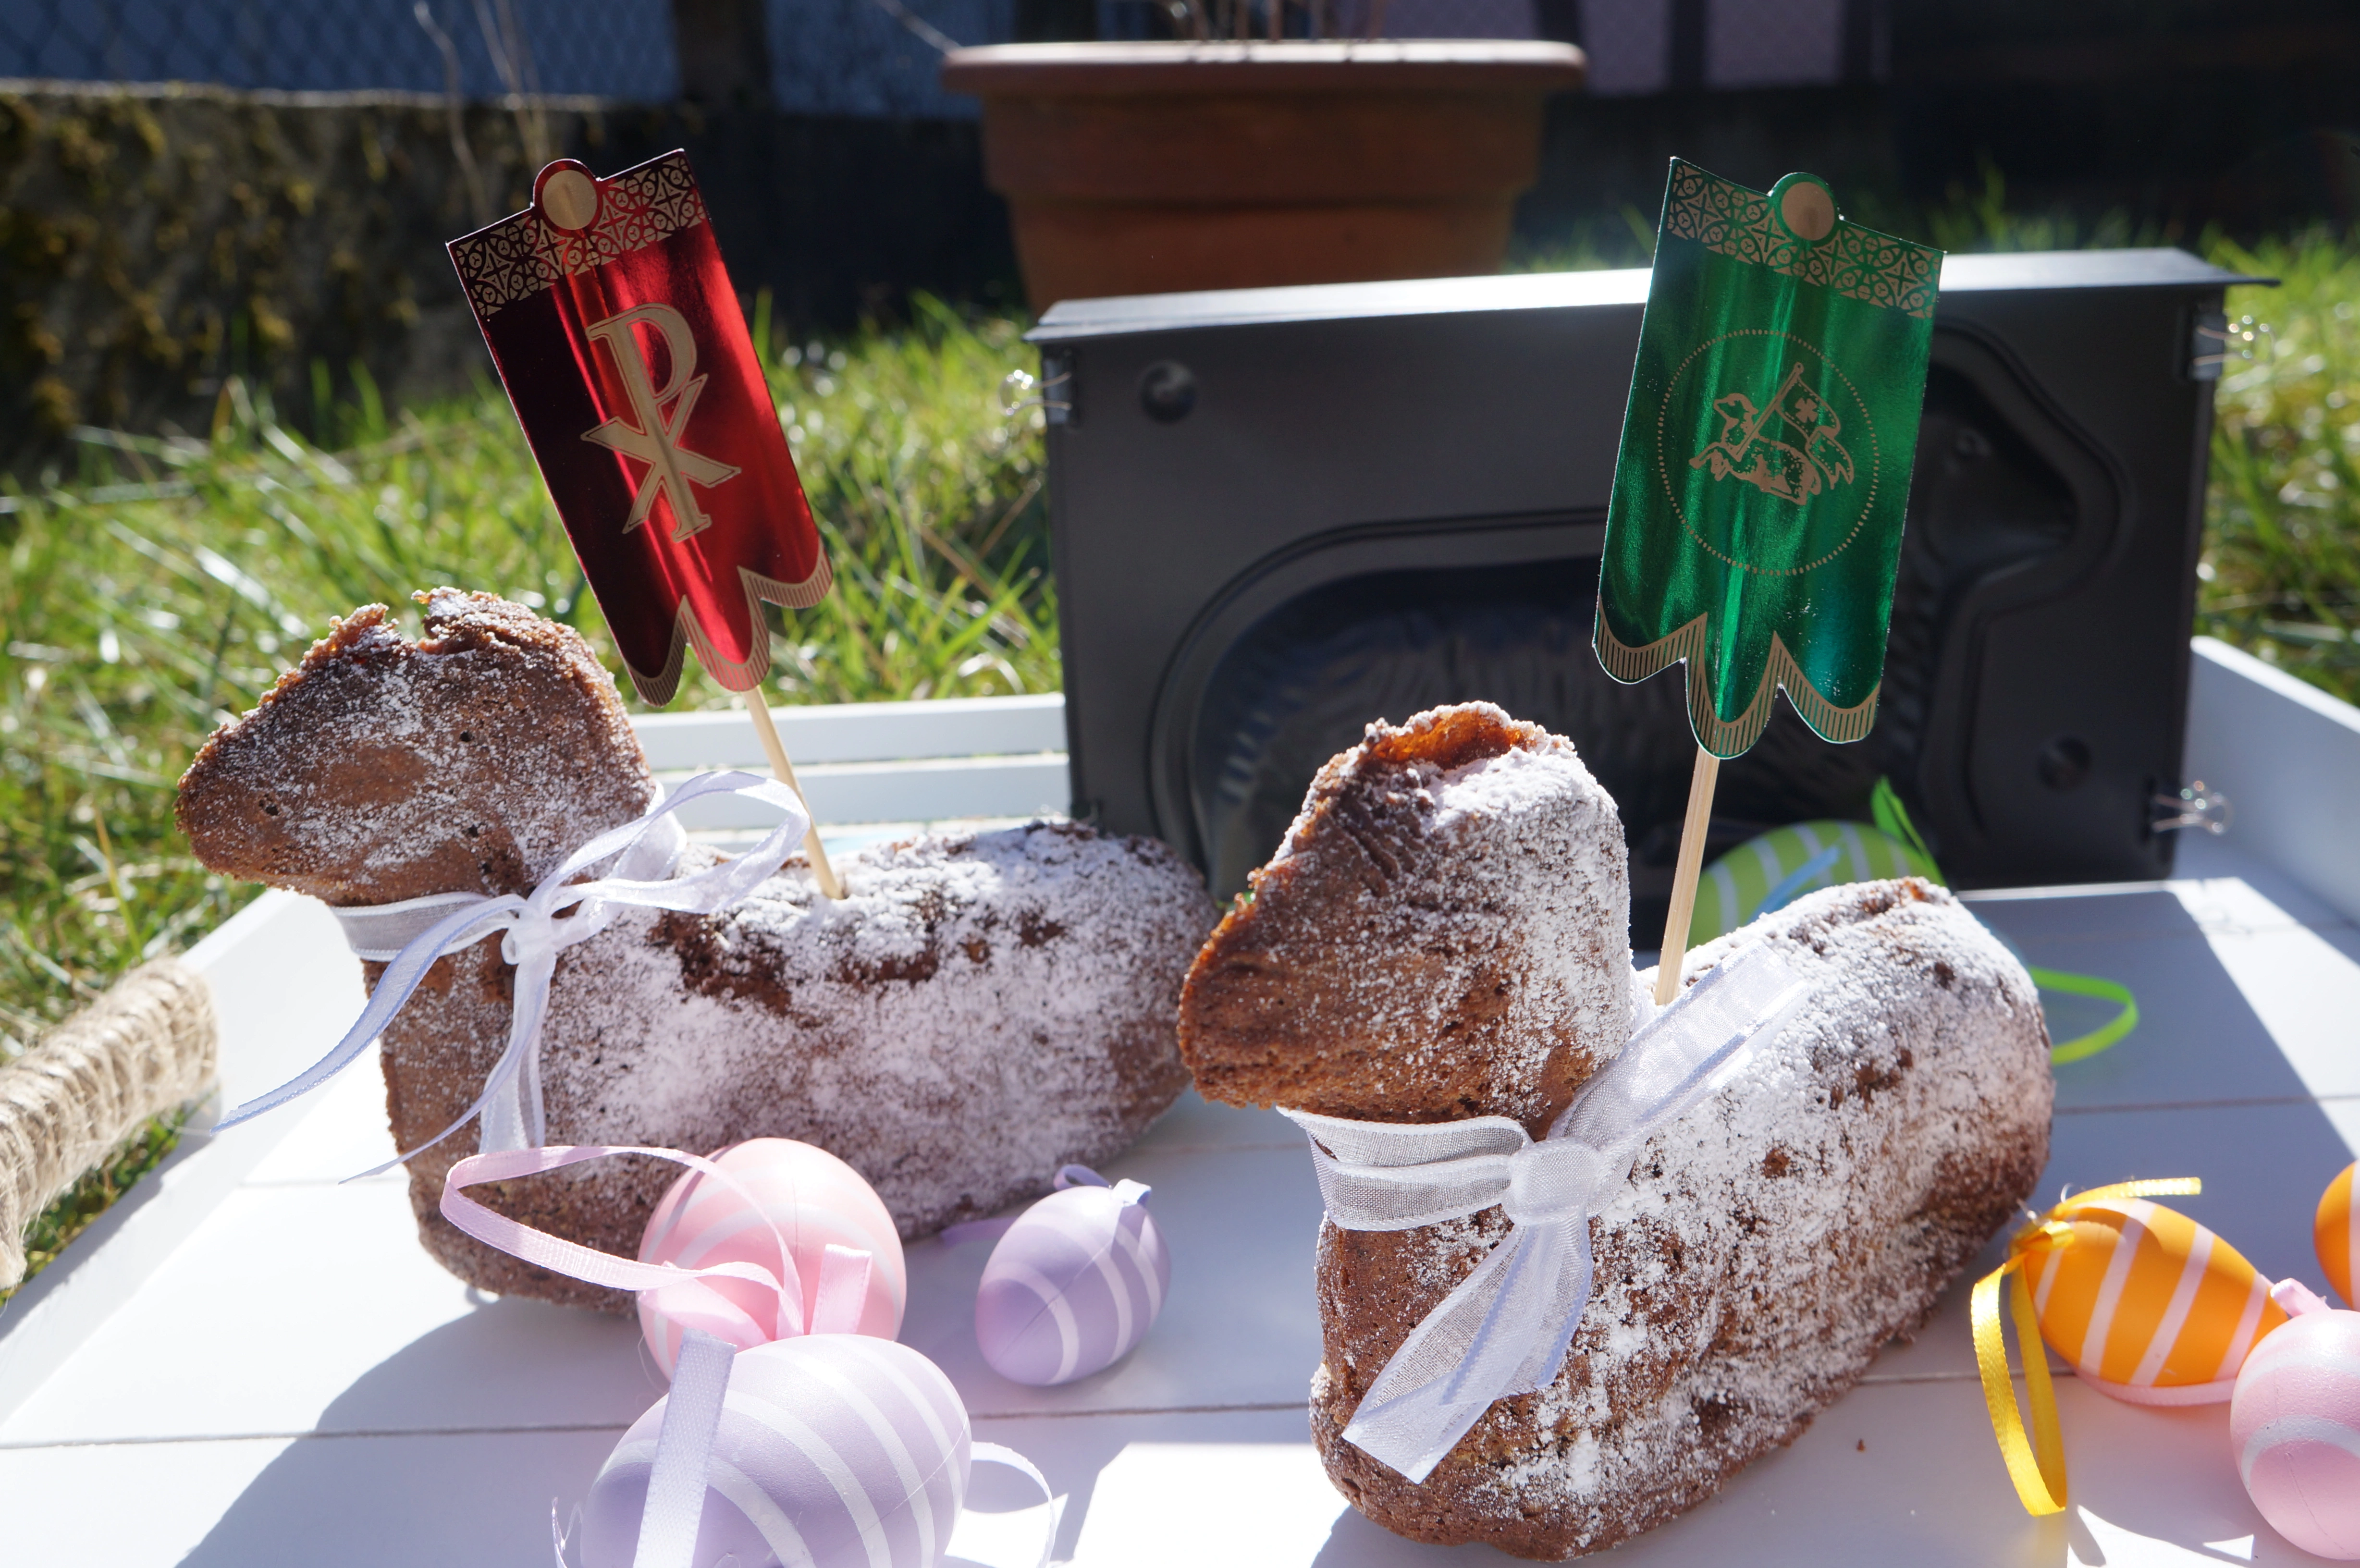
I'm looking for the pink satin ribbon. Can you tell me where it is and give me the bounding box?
[440,1142,873,1341]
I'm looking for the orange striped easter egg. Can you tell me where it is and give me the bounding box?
[2321,1161,2357,1308]
[2028,1194,2289,1404]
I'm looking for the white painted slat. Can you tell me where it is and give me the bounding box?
[2186,636,2360,925]
[656,753,1071,829]
[630,692,1066,768]
[0,890,362,1425]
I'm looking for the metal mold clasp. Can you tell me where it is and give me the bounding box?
[1003,351,1076,426]
[2188,312,2270,381]
[2152,779,2233,835]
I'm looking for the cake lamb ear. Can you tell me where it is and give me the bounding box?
[175,588,660,908]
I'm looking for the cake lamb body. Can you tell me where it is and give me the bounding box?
[1179,702,2053,1557]
[177,590,1215,1309]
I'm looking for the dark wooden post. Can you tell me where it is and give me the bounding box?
[1016,0,1098,42]
[672,0,775,106]
[1534,0,1580,49]
[1667,0,1707,92]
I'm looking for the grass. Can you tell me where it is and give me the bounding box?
[2197,236,2360,704]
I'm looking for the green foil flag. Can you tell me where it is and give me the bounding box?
[1596,160,1943,758]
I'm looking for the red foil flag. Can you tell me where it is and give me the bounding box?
[449,153,830,705]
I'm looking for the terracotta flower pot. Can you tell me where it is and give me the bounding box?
[940,41,1586,309]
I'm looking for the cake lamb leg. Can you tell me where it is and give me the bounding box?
[1179,701,2052,1557]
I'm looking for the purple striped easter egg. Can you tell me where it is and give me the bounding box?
[977,1177,1168,1386]
[582,1334,971,1568]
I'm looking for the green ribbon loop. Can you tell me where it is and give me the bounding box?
[2027,967,2139,1065]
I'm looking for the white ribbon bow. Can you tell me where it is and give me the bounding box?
[1283,944,1808,1483]
[217,770,814,1171]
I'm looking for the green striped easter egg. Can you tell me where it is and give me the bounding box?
[1681,785,2137,1066]
[1687,818,1940,948]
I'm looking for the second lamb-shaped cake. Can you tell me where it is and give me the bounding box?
[1179,702,2052,1558]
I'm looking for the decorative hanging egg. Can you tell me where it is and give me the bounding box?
[2229,1302,2360,1560]
[638,1138,906,1376]
[2320,1161,2356,1308]
[2026,1193,2288,1403]
[582,1334,971,1568]
[977,1173,1169,1386]
[1689,819,1933,945]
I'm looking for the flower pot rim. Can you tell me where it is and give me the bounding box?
[941,39,1587,97]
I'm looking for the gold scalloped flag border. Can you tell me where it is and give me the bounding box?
[1594,608,1879,757]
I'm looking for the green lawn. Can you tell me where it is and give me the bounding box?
[0,234,2353,1294]
[2198,235,2360,704]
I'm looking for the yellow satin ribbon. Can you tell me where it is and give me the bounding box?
[1971,1176,2203,1515]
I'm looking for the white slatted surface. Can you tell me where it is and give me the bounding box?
[633,693,1071,831]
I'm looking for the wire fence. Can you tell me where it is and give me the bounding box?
[0,0,676,99]
[0,0,1014,116]
[0,0,1867,114]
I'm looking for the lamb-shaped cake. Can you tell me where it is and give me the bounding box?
[178,589,1215,1309]
[1179,702,2052,1557]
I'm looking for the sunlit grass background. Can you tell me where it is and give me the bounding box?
[3,227,2356,1057]
[2199,235,2360,701]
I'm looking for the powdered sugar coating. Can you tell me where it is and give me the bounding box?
[178,589,658,906]
[601,822,1212,1235]
[1312,878,2052,1556]
[1178,702,2048,1556]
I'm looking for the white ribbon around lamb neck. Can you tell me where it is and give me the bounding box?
[1283,945,1809,1485]
[214,770,814,1170]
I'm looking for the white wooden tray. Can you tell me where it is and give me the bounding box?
[1,644,2353,1566]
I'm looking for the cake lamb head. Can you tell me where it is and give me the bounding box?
[1180,701,2053,1558]
[176,590,654,907]
[178,589,1216,1310]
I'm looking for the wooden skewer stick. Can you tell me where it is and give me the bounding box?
[743,686,846,901]
[1653,744,1723,1007]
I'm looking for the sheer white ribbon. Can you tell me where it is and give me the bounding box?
[214,770,813,1172]
[1282,945,1809,1484]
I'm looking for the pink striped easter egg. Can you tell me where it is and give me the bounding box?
[977,1176,1168,1386]
[582,1334,971,1568]
[2229,1305,2360,1560]
[638,1139,905,1376]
